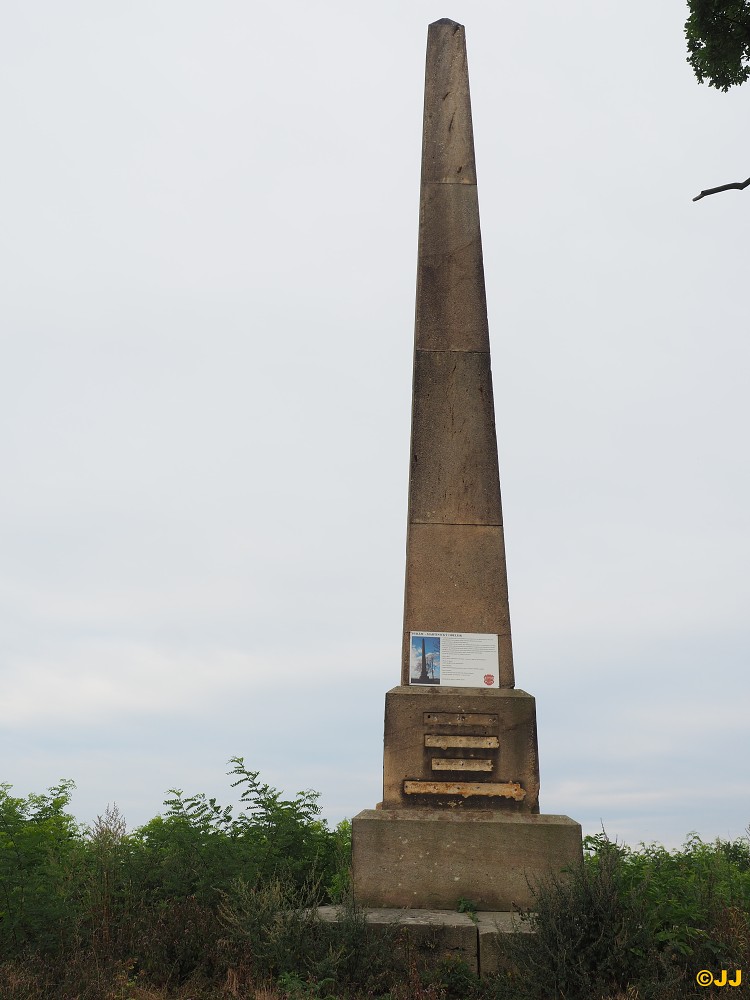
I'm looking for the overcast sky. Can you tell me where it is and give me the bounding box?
[2,1,749,850]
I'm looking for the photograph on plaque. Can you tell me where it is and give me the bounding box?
[409,631,499,687]
[410,634,441,685]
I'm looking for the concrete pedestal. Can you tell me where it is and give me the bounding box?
[352,808,582,911]
[383,686,540,812]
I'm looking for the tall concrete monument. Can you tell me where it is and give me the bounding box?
[351,19,582,911]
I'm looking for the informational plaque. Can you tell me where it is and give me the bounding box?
[409,631,499,688]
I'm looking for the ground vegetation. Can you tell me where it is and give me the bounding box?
[0,763,749,998]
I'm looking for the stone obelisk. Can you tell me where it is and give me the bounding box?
[351,19,581,912]
[402,17,513,692]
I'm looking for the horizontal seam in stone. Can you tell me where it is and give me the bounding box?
[414,348,490,355]
[410,519,503,527]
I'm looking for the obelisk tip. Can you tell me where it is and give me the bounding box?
[421,17,475,186]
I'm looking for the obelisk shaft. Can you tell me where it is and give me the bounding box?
[402,18,514,688]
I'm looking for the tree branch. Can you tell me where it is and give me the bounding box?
[693,176,750,201]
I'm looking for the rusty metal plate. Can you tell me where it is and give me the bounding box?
[431,758,493,772]
[403,780,525,800]
[423,712,498,727]
[424,735,499,749]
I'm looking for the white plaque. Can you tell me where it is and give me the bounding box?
[409,631,499,688]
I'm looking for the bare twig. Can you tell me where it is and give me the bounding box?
[693,176,750,201]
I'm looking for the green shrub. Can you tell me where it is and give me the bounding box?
[0,780,86,958]
[616,831,750,968]
[1,768,749,1000]
[218,877,405,996]
[0,760,349,992]
[492,830,750,1000]
[499,838,660,998]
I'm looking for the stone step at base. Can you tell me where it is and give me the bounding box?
[316,905,533,978]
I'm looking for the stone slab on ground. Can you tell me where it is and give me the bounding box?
[316,906,532,978]
[318,905,477,973]
[476,912,533,976]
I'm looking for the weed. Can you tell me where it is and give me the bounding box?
[458,897,479,924]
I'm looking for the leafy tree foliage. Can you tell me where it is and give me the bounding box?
[686,0,750,90]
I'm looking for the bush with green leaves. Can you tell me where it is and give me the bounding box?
[0,759,351,991]
[491,830,750,1000]
[2,767,750,1000]
[218,878,405,996]
[127,756,345,908]
[0,780,86,958]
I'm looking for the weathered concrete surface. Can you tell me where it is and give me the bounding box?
[402,17,514,688]
[420,19,477,185]
[351,809,582,911]
[402,525,513,687]
[415,184,489,351]
[409,350,501,524]
[382,686,540,812]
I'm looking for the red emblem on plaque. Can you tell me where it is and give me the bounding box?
[483,673,494,686]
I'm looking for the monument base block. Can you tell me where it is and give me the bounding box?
[383,686,541,812]
[352,808,582,911]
